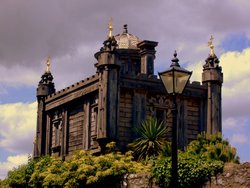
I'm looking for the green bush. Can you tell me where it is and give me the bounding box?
[186,132,240,163]
[152,153,224,188]
[152,133,239,188]
[5,145,150,188]
[6,156,35,188]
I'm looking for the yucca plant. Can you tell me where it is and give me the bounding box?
[128,117,169,161]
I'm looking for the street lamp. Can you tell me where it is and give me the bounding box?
[159,51,192,188]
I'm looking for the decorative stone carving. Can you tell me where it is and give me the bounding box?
[147,95,171,117]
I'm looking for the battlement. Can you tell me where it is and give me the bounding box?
[46,74,99,102]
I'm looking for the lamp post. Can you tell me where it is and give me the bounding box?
[159,51,192,188]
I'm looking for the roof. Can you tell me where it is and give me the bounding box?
[114,24,141,49]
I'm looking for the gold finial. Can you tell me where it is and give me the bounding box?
[46,56,51,73]
[208,35,215,56]
[108,18,113,38]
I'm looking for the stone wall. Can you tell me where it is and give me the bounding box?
[119,163,250,188]
[205,162,250,188]
[120,173,158,188]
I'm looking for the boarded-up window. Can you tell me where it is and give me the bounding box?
[68,105,84,154]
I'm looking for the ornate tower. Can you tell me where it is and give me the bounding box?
[94,20,120,151]
[34,58,55,158]
[202,36,223,134]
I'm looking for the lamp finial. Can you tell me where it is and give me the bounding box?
[171,50,180,67]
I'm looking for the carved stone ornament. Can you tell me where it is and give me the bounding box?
[147,95,171,116]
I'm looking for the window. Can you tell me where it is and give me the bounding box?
[156,109,165,123]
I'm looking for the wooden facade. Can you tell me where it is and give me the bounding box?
[34,26,223,158]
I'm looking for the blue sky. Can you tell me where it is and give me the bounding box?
[1,0,250,179]
[220,33,250,52]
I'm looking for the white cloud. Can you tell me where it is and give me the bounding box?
[222,117,247,130]
[0,102,36,154]
[231,133,249,144]
[0,154,28,180]
[220,48,250,97]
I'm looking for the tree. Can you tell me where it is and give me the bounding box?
[128,117,169,161]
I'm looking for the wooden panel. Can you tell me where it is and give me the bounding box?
[68,106,84,154]
[90,106,98,148]
[46,83,99,111]
[187,99,200,142]
[119,91,133,143]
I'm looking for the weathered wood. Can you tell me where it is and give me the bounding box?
[35,35,222,159]
[67,106,84,153]
[45,83,99,111]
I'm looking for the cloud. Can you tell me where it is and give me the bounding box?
[0,0,250,70]
[231,133,249,144]
[0,102,36,154]
[187,46,250,118]
[0,65,40,87]
[0,0,250,91]
[223,117,247,130]
[0,154,28,180]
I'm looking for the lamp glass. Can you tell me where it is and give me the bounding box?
[159,68,192,94]
[160,71,174,94]
[175,71,191,94]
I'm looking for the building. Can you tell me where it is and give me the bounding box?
[33,23,223,158]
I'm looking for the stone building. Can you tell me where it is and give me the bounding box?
[33,24,223,158]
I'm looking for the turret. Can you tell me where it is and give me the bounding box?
[34,57,55,158]
[94,19,120,152]
[137,40,158,77]
[202,36,223,134]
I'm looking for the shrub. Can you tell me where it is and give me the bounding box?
[128,117,170,161]
[152,153,224,188]
[6,155,35,188]
[4,144,150,188]
[152,133,239,188]
[186,132,240,163]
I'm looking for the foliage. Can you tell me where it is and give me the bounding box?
[4,144,150,188]
[186,132,240,163]
[3,133,239,188]
[0,178,9,188]
[152,153,224,188]
[152,133,239,187]
[128,117,170,161]
[6,155,35,188]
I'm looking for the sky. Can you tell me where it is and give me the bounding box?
[1,0,250,179]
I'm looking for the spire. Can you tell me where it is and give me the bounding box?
[39,57,54,86]
[45,56,51,73]
[208,35,215,57]
[170,50,180,67]
[204,36,220,69]
[108,18,113,39]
